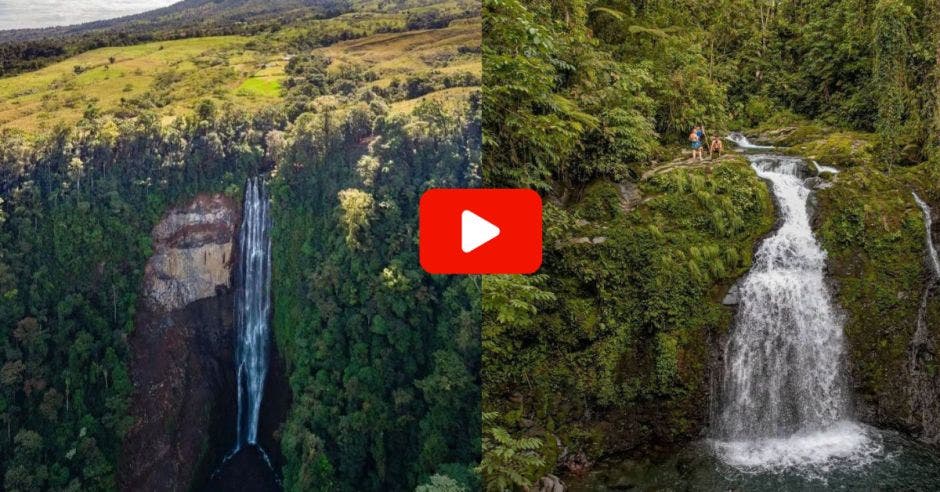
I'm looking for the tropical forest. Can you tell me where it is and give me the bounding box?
[0,0,481,491]
[483,0,940,489]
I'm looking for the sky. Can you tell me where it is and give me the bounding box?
[0,0,178,31]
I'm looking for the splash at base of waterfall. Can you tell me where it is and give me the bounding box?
[710,421,882,475]
[567,427,940,491]
[712,149,874,476]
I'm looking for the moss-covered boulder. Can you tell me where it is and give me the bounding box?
[786,131,876,168]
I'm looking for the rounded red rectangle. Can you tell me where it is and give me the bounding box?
[419,188,543,274]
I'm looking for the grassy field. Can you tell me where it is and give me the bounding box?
[0,13,480,132]
[316,18,481,114]
[0,36,287,132]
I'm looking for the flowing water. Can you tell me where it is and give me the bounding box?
[913,193,940,279]
[727,132,775,150]
[568,138,940,490]
[813,160,840,175]
[711,152,875,471]
[207,178,278,490]
[235,177,273,451]
[909,192,940,445]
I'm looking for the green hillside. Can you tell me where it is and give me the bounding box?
[0,3,480,133]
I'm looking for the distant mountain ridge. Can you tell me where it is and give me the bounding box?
[0,0,347,43]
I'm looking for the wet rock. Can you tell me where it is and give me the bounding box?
[536,474,566,492]
[143,195,238,311]
[617,182,642,212]
[804,177,833,191]
[722,282,741,306]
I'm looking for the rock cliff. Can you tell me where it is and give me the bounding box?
[119,194,240,492]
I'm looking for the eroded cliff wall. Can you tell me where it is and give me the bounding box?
[119,194,239,491]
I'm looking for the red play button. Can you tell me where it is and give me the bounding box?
[419,189,542,274]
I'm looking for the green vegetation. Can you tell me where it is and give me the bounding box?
[270,98,482,491]
[483,0,940,487]
[0,36,281,132]
[0,0,481,490]
[817,163,940,431]
[0,104,269,492]
[482,158,774,487]
[0,7,481,134]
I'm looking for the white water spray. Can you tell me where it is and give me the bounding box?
[235,177,272,450]
[713,153,879,472]
[813,160,840,175]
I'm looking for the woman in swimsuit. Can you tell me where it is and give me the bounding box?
[690,126,703,161]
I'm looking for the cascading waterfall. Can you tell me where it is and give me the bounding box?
[235,177,272,452]
[813,160,840,175]
[910,192,940,441]
[913,193,940,280]
[712,152,880,472]
[727,132,775,150]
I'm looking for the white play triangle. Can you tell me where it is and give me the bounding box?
[461,210,500,253]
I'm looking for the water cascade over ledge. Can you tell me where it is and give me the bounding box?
[235,177,273,452]
[206,177,280,490]
[910,192,940,442]
[712,152,881,473]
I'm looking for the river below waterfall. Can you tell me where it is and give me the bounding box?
[569,137,940,490]
[567,428,940,490]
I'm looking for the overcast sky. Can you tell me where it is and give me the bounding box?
[0,0,178,31]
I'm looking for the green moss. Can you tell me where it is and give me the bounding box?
[786,131,876,168]
[816,162,940,426]
[575,180,622,222]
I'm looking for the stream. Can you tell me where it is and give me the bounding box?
[568,136,940,490]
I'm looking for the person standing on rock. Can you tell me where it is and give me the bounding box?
[689,126,704,161]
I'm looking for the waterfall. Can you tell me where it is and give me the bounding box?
[713,153,879,471]
[910,192,940,442]
[235,177,272,451]
[727,132,775,150]
[913,193,940,279]
[813,160,840,175]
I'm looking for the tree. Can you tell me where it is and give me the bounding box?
[872,0,915,168]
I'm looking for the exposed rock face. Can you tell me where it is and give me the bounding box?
[144,197,238,311]
[119,194,240,492]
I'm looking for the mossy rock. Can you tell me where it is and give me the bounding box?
[786,131,876,168]
[751,122,828,146]
[816,162,940,432]
[575,180,623,222]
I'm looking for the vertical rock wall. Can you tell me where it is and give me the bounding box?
[119,194,239,492]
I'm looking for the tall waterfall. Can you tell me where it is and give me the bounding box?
[235,177,272,450]
[713,153,879,470]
